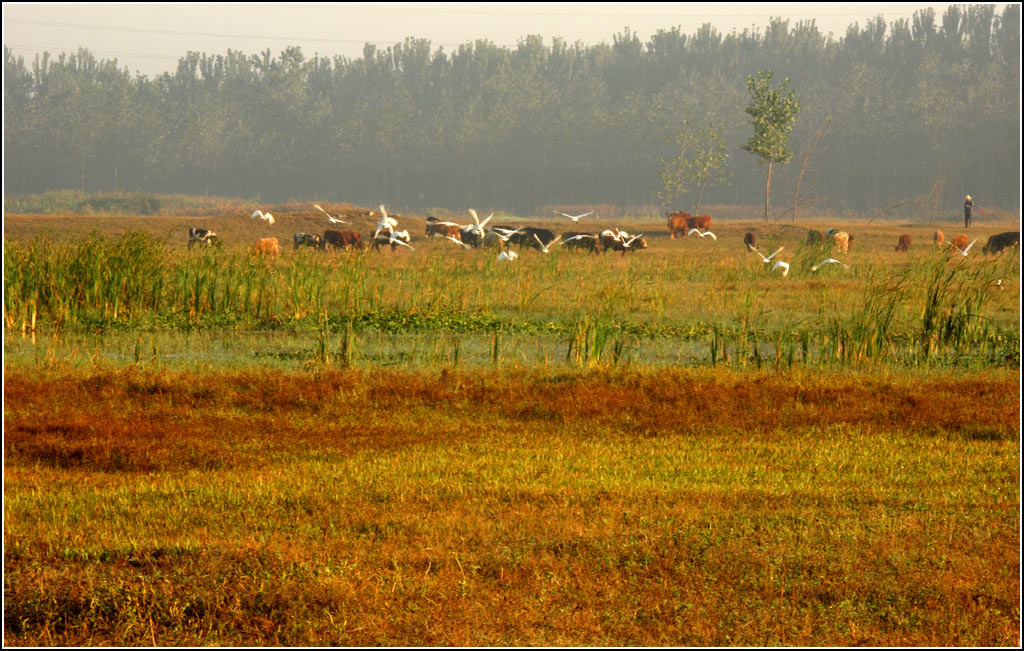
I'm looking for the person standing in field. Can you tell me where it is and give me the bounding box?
[964,194,974,228]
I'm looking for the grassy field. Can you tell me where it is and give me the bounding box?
[3,367,1020,646]
[3,200,1021,645]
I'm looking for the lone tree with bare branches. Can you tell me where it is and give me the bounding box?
[742,70,800,223]
[658,121,732,214]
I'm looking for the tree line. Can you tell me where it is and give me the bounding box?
[3,4,1019,216]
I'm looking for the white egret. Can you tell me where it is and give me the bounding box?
[747,244,784,264]
[948,238,978,257]
[811,258,850,272]
[445,235,472,249]
[314,203,348,224]
[687,228,717,240]
[250,209,275,225]
[532,233,563,253]
[555,210,595,223]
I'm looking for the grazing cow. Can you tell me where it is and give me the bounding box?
[323,229,364,250]
[459,225,483,248]
[666,211,713,239]
[667,212,692,239]
[508,227,557,249]
[562,232,601,254]
[895,234,912,252]
[253,237,280,258]
[425,217,463,240]
[949,234,969,252]
[934,230,945,248]
[600,229,647,256]
[807,229,825,244]
[188,227,219,249]
[689,214,712,232]
[983,231,1020,255]
[293,232,322,250]
[743,232,757,250]
[830,231,851,253]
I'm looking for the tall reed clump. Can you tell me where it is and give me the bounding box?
[284,252,328,320]
[566,315,628,367]
[917,253,1008,361]
[4,232,167,329]
[825,268,908,366]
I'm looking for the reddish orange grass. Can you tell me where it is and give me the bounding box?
[3,367,1020,646]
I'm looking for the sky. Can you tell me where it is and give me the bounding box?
[4,2,972,78]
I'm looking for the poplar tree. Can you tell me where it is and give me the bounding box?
[742,70,801,222]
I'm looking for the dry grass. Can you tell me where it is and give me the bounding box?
[4,367,1020,646]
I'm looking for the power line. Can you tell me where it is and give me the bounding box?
[5,43,182,62]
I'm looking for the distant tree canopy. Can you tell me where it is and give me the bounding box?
[3,5,1020,215]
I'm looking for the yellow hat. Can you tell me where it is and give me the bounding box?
[966,194,972,200]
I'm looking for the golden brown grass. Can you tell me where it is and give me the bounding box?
[4,367,1020,646]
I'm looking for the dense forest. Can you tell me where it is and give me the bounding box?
[3,4,1020,216]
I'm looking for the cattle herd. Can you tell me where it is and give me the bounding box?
[188,207,1020,267]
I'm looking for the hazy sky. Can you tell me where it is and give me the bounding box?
[4,2,969,78]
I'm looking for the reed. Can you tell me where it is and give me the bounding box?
[3,228,1018,371]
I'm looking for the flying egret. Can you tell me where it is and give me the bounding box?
[489,226,524,240]
[532,233,563,253]
[621,234,645,248]
[467,209,494,237]
[948,238,978,257]
[562,233,598,245]
[771,260,790,277]
[555,210,595,223]
[747,244,784,264]
[445,235,472,249]
[373,204,398,239]
[380,233,414,251]
[811,258,850,272]
[314,203,348,224]
[687,228,717,240]
[251,209,275,225]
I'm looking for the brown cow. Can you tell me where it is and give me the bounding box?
[667,211,693,239]
[666,211,712,238]
[689,214,712,232]
[895,234,912,252]
[933,230,945,248]
[830,231,852,253]
[323,229,364,250]
[743,232,757,249]
[253,237,280,258]
[425,217,463,240]
[949,234,969,252]
[807,229,825,244]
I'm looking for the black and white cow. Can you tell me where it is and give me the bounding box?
[293,232,323,250]
[188,227,220,249]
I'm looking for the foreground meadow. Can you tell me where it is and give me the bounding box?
[4,207,1021,645]
[3,367,1020,646]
